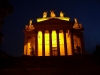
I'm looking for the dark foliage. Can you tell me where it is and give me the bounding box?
[93,44,100,56]
[0,0,13,26]
[0,0,13,50]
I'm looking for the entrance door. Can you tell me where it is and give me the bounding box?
[52,50,57,56]
[52,47,57,56]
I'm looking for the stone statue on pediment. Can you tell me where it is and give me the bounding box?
[79,24,82,28]
[50,10,56,17]
[60,11,64,17]
[43,12,47,18]
[29,19,33,25]
[74,18,78,23]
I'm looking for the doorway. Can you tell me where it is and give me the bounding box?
[52,47,57,56]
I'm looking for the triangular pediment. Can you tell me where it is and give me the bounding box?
[35,18,73,25]
[40,18,67,22]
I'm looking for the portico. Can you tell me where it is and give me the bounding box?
[23,11,85,56]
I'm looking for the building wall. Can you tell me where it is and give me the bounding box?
[66,30,72,55]
[73,35,82,54]
[24,30,84,56]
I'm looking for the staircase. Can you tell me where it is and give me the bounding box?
[0,55,100,75]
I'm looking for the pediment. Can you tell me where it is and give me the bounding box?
[34,18,74,25]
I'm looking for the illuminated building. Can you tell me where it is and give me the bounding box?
[23,11,85,56]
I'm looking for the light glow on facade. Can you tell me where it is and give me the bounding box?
[37,17,70,22]
[38,31,42,56]
[23,12,85,56]
[24,30,74,56]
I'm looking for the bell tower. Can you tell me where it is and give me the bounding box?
[23,20,36,56]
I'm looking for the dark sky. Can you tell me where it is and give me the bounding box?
[1,0,100,56]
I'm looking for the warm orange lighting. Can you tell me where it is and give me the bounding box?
[52,30,57,47]
[24,30,73,56]
[45,31,50,56]
[37,17,70,22]
[66,31,72,55]
[38,31,42,56]
[24,44,27,55]
[59,31,65,55]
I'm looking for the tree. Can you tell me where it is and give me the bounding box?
[0,0,13,25]
[93,44,100,56]
[0,0,13,50]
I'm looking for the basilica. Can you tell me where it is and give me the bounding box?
[23,11,85,56]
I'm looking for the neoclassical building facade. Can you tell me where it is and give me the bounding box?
[23,11,85,56]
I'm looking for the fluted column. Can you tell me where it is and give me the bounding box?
[70,30,74,55]
[63,30,67,56]
[56,30,60,56]
[35,31,38,56]
[42,31,45,56]
[49,30,52,56]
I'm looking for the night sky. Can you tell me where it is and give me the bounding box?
[1,0,100,56]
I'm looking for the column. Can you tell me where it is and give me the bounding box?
[24,35,27,55]
[35,31,38,56]
[63,30,67,56]
[77,37,81,48]
[56,30,60,56]
[42,31,45,56]
[26,36,28,55]
[49,30,52,56]
[70,30,74,55]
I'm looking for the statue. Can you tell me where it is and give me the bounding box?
[74,18,78,23]
[76,45,81,54]
[79,24,82,28]
[43,12,47,18]
[50,10,56,17]
[60,11,64,17]
[25,25,28,30]
[30,41,35,56]
[30,47,35,56]
[29,19,33,25]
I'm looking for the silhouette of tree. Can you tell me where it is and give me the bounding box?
[0,0,13,26]
[93,44,100,56]
[0,0,13,50]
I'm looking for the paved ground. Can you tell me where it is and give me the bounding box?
[0,55,100,75]
[0,66,100,75]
